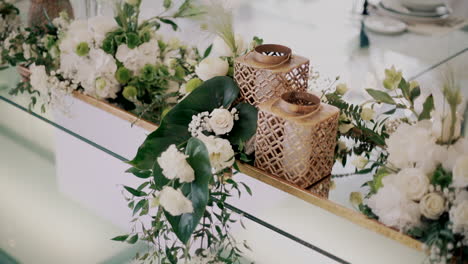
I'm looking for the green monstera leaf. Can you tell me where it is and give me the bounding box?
[227,103,258,146]
[128,76,239,170]
[163,138,212,244]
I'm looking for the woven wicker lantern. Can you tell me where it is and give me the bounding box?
[255,91,339,189]
[234,44,310,106]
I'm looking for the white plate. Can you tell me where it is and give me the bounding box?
[400,0,445,12]
[380,1,450,17]
[378,2,450,23]
[364,16,407,34]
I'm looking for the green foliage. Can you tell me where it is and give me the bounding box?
[366,88,396,105]
[129,76,240,169]
[358,204,378,220]
[419,95,434,121]
[431,166,452,188]
[226,103,258,148]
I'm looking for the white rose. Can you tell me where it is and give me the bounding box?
[157,144,195,183]
[419,192,445,220]
[197,134,235,172]
[432,112,462,143]
[159,186,193,216]
[195,57,229,81]
[360,108,375,121]
[395,168,429,201]
[386,122,437,169]
[336,83,348,95]
[212,34,246,57]
[29,64,49,96]
[352,156,368,170]
[208,108,234,135]
[338,123,353,134]
[366,183,421,231]
[452,155,468,188]
[449,200,468,237]
[88,16,118,47]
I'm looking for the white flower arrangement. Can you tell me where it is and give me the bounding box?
[357,69,468,263]
[188,107,239,137]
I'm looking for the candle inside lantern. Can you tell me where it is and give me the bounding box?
[255,91,340,190]
[234,44,310,107]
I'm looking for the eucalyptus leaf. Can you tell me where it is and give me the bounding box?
[365,89,396,105]
[164,138,212,244]
[124,186,146,197]
[160,18,178,31]
[133,199,147,216]
[126,167,152,178]
[203,44,213,59]
[111,234,129,241]
[127,234,139,244]
[128,76,239,170]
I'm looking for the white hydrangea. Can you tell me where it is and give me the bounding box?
[449,198,468,239]
[29,64,49,96]
[115,39,159,74]
[88,16,118,47]
[197,134,235,172]
[386,122,437,170]
[77,48,120,99]
[365,177,421,231]
[159,186,193,216]
[452,155,468,188]
[157,144,195,183]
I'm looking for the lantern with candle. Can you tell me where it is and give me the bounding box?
[255,91,339,191]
